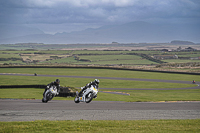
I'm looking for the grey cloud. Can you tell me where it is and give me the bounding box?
[0,0,199,33]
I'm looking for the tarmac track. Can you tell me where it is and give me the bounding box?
[0,73,200,121]
[0,100,200,121]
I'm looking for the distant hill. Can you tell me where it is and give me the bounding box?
[0,21,199,44]
[171,40,195,45]
[0,25,44,40]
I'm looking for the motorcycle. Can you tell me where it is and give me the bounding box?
[74,85,98,103]
[42,85,58,103]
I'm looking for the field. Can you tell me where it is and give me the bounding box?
[0,48,200,73]
[1,119,200,133]
[0,46,200,132]
[0,68,199,132]
[0,68,199,102]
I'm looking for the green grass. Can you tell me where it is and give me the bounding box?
[0,67,199,102]
[78,55,141,61]
[0,60,24,64]
[0,74,197,88]
[72,54,157,65]
[0,68,199,81]
[40,56,78,64]
[0,68,199,102]
[1,88,200,102]
[0,88,44,100]
[0,53,21,58]
[0,50,36,54]
[72,50,132,55]
[73,59,156,65]
[0,53,23,64]
[163,59,200,63]
[97,89,200,102]
[0,119,200,133]
[0,88,72,100]
[0,56,199,131]
[1,49,200,66]
[39,54,158,65]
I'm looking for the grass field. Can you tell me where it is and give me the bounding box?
[0,68,199,132]
[0,50,159,65]
[0,50,200,68]
[0,68,199,81]
[0,68,199,102]
[1,87,199,102]
[163,59,200,63]
[1,46,200,132]
[0,119,200,133]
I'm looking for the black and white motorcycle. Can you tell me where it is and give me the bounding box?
[42,85,58,103]
[74,85,98,103]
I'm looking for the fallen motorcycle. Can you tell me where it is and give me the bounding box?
[74,85,98,103]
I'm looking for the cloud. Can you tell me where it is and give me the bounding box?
[0,0,199,33]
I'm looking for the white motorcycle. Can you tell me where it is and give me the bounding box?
[42,85,58,103]
[74,85,98,103]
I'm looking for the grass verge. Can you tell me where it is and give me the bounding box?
[1,88,200,102]
[0,68,199,81]
[0,119,200,133]
[0,67,199,102]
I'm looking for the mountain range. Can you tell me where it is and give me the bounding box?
[0,21,199,44]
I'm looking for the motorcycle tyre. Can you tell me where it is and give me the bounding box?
[42,98,48,103]
[85,92,93,103]
[74,97,80,103]
[46,92,52,101]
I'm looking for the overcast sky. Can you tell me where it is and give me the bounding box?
[0,0,199,34]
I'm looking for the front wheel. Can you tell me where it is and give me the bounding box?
[42,98,47,103]
[74,97,80,103]
[85,92,94,103]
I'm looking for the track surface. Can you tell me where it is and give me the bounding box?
[0,73,200,121]
[1,100,200,121]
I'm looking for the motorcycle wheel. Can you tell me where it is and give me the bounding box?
[45,92,52,102]
[74,96,80,103]
[42,98,47,103]
[85,92,93,103]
